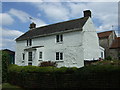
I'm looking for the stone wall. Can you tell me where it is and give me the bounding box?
[109,49,120,60]
[98,31,117,59]
[99,38,109,58]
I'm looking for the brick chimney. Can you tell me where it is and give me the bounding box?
[29,22,36,29]
[83,10,91,18]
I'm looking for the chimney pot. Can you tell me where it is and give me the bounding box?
[29,22,36,29]
[83,10,91,18]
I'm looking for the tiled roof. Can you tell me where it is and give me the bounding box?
[16,17,89,41]
[110,37,120,49]
[97,30,113,38]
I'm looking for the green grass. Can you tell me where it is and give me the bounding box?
[2,83,23,90]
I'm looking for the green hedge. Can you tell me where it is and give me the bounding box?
[8,64,120,89]
[2,51,11,83]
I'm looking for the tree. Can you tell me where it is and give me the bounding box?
[1,51,10,83]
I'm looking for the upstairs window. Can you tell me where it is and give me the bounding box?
[27,39,32,46]
[56,52,63,60]
[56,34,63,43]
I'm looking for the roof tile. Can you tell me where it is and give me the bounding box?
[97,31,113,38]
[16,17,89,41]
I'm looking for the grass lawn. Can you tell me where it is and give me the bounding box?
[2,83,24,90]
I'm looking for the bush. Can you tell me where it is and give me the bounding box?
[8,64,120,89]
[38,61,57,67]
[106,56,112,60]
[2,51,11,83]
[8,64,55,73]
[2,83,23,89]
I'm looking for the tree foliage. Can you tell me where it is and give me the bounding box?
[1,51,10,83]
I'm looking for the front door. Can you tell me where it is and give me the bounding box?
[28,52,32,65]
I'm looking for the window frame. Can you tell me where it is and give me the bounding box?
[28,52,32,61]
[56,34,63,43]
[60,35,63,42]
[27,40,29,46]
[56,52,59,60]
[27,39,32,46]
[29,39,32,46]
[22,53,25,60]
[101,52,103,58]
[60,52,63,60]
[56,35,59,43]
[39,52,42,60]
[56,52,63,60]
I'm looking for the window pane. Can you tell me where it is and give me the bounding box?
[27,40,28,46]
[28,52,32,61]
[29,39,32,46]
[60,53,63,60]
[101,52,103,58]
[56,35,59,42]
[56,52,59,60]
[23,53,25,60]
[60,35,63,42]
[39,52,42,59]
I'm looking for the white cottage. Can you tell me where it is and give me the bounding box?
[15,10,104,68]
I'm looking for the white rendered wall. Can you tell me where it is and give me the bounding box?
[82,17,101,60]
[15,30,84,68]
[15,40,26,66]
[99,46,105,59]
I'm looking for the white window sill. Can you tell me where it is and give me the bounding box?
[38,60,43,61]
[56,42,63,44]
[55,60,64,62]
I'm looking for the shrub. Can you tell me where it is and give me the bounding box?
[2,83,23,89]
[2,51,11,83]
[38,61,57,67]
[106,56,112,60]
[8,63,120,89]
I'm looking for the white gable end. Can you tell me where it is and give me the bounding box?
[82,17,101,60]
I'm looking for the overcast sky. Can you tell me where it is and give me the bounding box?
[0,0,119,51]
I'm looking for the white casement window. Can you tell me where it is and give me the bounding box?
[39,52,42,60]
[56,34,63,43]
[27,39,32,46]
[56,52,63,60]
